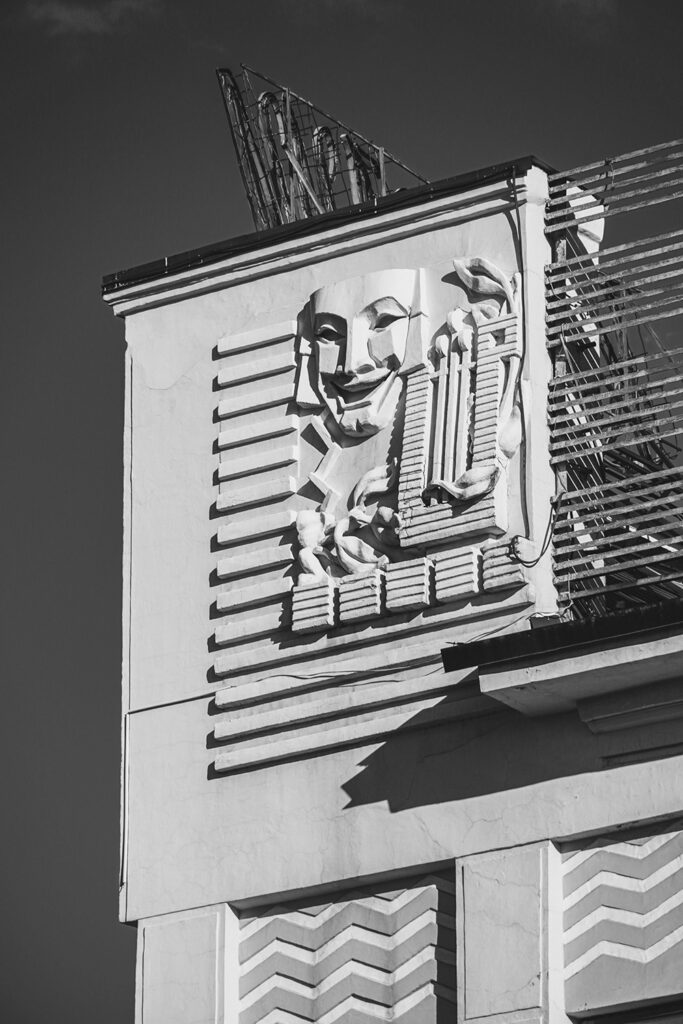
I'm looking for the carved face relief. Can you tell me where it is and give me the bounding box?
[289,256,530,636]
[309,269,418,436]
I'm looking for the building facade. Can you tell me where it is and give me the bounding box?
[104,149,683,1023]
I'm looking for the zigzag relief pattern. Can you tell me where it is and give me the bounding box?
[238,875,455,1024]
[562,828,683,980]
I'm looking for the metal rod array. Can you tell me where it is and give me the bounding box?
[546,138,683,619]
[216,66,428,232]
[546,138,683,233]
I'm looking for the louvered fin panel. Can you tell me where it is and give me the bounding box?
[549,351,683,612]
[546,230,683,350]
[546,138,683,234]
[546,139,683,619]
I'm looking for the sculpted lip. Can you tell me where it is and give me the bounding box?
[331,379,382,397]
[328,372,396,407]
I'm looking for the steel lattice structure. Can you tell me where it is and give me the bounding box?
[216,65,428,232]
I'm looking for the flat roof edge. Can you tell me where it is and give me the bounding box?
[102,155,554,295]
[441,599,683,674]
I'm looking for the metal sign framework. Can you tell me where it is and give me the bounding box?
[546,138,683,619]
[216,65,428,232]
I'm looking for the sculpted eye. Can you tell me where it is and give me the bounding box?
[316,326,343,344]
[374,312,404,331]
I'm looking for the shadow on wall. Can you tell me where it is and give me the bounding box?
[341,694,683,812]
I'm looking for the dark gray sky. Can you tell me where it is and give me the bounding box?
[1,0,682,1020]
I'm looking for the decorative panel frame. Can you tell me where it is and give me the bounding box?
[205,171,554,772]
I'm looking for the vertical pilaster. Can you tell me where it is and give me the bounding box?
[456,842,569,1024]
[517,166,557,615]
[135,904,240,1024]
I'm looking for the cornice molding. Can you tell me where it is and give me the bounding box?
[104,172,537,317]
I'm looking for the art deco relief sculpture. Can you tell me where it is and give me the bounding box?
[424,258,522,504]
[290,258,528,630]
[294,269,417,583]
[298,269,418,438]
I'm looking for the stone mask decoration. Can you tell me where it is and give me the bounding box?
[297,269,419,436]
[291,257,525,625]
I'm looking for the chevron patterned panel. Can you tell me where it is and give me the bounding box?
[238,873,456,1024]
[563,826,683,1014]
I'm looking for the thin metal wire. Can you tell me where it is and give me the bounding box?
[216,66,428,231]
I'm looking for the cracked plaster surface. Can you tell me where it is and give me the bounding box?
[124,695,683,920]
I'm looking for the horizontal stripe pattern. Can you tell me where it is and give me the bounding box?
[563,828,683,980]
[239,874,455,1024]
[212,323,300,649]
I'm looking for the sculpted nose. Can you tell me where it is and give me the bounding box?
[344,323,374,376]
